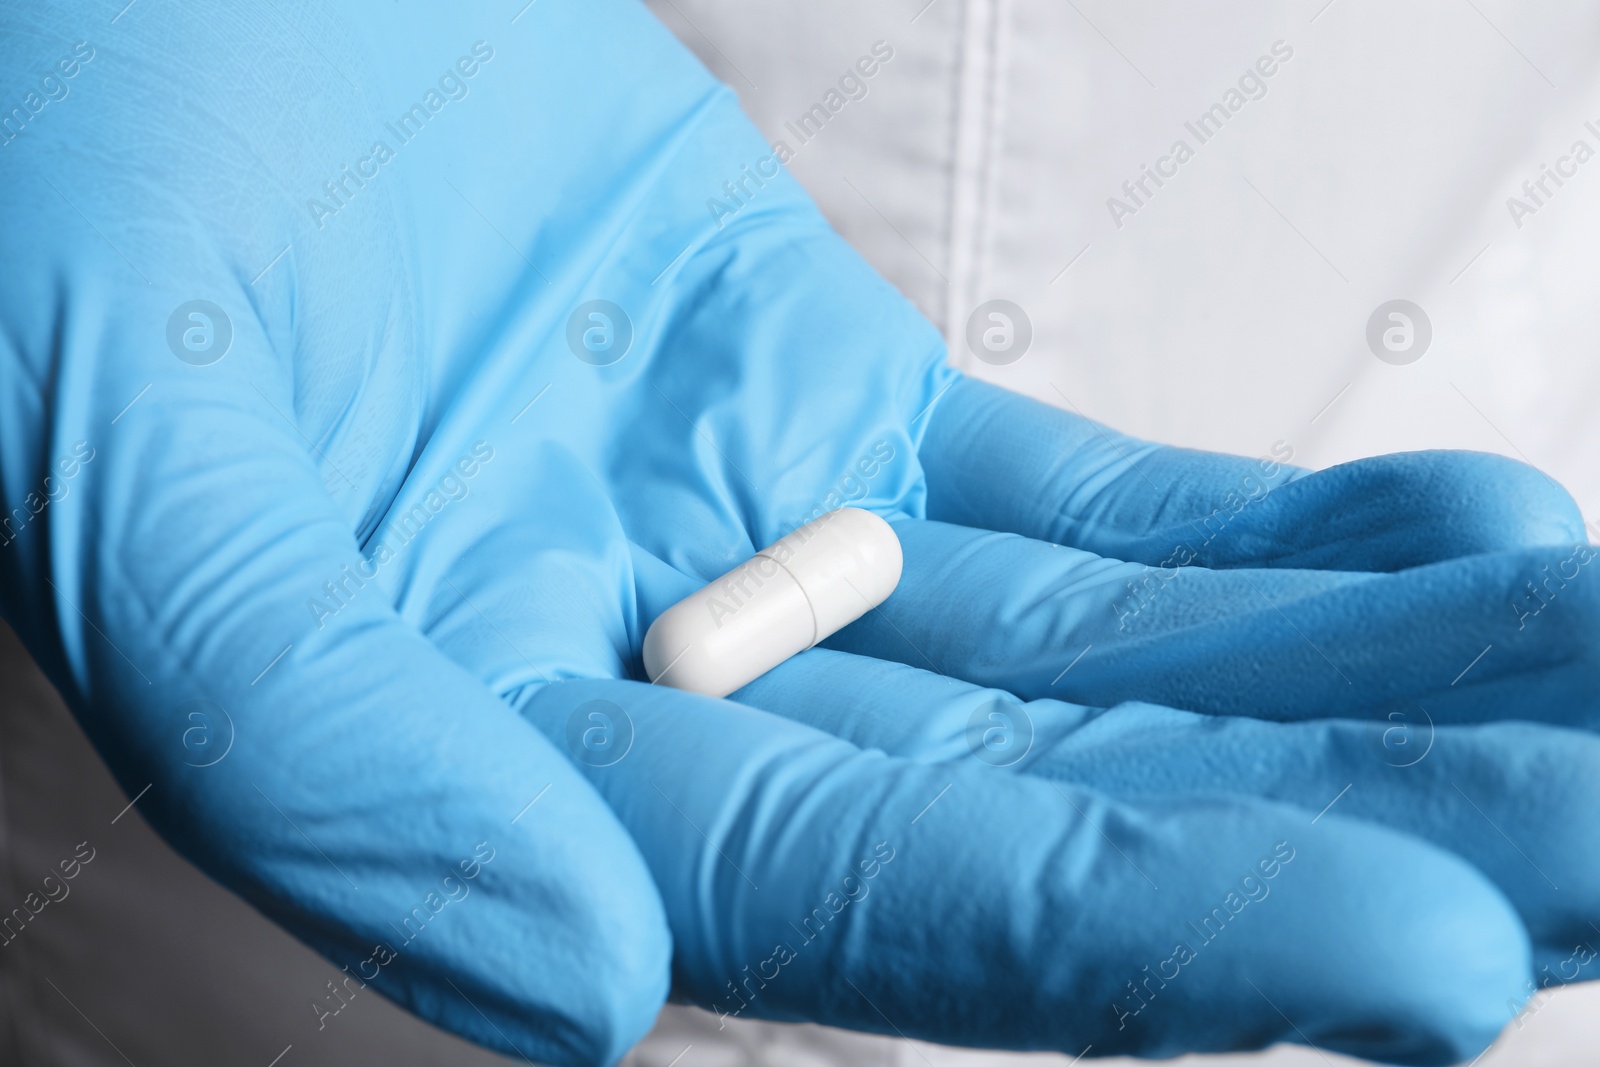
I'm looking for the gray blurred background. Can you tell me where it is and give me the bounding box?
[2,0,1596,1064]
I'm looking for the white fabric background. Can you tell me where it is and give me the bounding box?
[1,2,1594,1065]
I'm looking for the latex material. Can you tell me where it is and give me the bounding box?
[1,2,1595,1066]
[643,507,902,696]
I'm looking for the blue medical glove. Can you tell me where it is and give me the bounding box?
[828,379,1600,728]
[1,5,1590,1067]
[0,6,681,1064]
[741,648,1600,995]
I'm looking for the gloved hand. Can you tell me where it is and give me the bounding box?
[2,4,1595,1067]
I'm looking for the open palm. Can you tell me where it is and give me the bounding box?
[2,3,1596,1066]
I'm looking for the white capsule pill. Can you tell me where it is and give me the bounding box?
[642,507,903,697]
